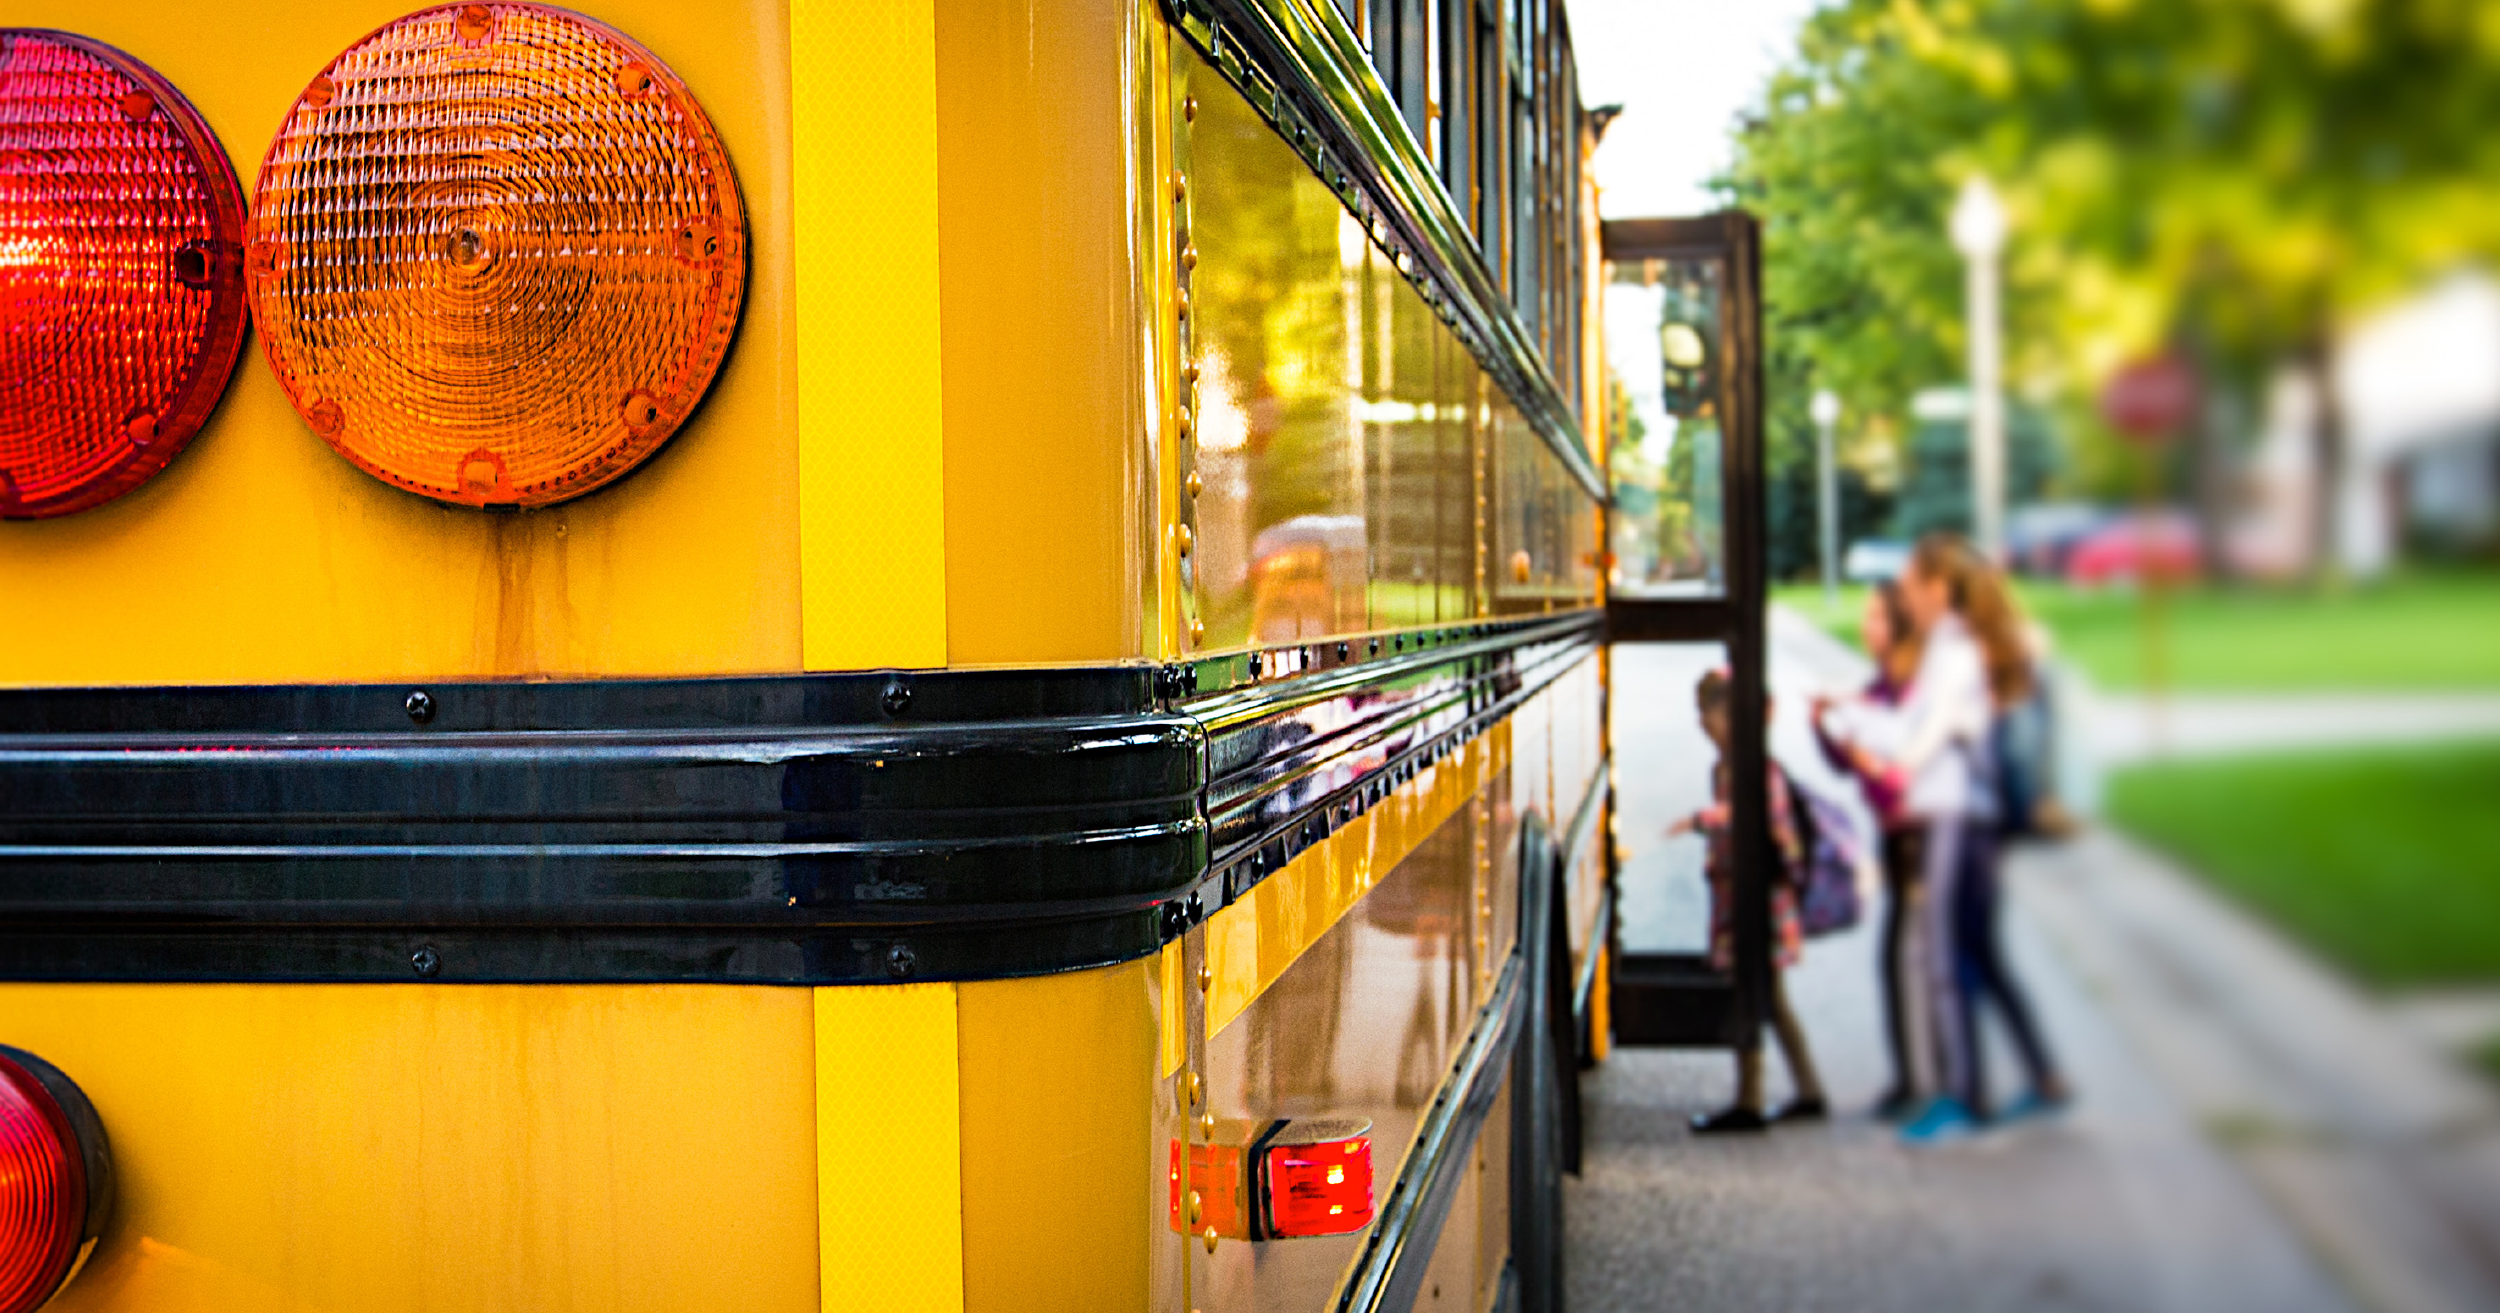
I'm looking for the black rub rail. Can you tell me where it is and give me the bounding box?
[0,613,1599,984]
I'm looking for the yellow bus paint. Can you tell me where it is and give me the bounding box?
[934,0,1149,666]
[0,983,817,1313]
[813,982,964,1313]
[791,0,947,671]
[957,964,1155,1313]
[1204,721,1512,1038]
[0,0,804,687]
[1158,941,1188,1078]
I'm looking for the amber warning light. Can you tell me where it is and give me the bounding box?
[1168,1117,1372,1242]
[247,3,746,509]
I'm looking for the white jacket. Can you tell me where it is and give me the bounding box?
[1866,613,1993,819]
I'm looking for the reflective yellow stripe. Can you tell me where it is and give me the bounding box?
[814,983,963,1313]
[1201,721,1509,1041]
[791,0,946,670]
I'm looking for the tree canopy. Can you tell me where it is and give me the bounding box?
[1724,0,2500,505]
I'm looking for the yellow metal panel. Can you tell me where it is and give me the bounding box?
[935,0,1148,665]
[0,984,816,1313]
[1159,941,1188,1077]
[0,0,803,687]
[1204,721,1511,1036]
[791,0,946,670]
[813,983,963,1313]
[956,964,1154,1313]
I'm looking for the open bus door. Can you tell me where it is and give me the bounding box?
[1595,211,1781,1055]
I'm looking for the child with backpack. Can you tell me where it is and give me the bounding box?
[1669,668,1829,1133]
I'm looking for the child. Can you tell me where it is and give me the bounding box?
[1812,580,1933,1120]
[1669,668,1826,1133]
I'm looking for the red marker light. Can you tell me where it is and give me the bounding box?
[1167,1136,1247,1240]
[0,29,250,518]
[1263,1125,1374,1238]
[0,1047,112,1313]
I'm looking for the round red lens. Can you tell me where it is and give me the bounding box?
[0,30,250,519]
[0,1054,83,1312]
[247,3,747,508]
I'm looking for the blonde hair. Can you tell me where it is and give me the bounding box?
[1910,532,2033,707]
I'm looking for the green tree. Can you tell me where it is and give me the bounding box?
[1725,0,2500,576]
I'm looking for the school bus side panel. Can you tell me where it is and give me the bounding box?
[0,984,818,1313]
[0,0,804,687]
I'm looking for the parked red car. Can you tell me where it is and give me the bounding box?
[2064,513,2201,585]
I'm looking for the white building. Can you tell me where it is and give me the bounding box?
[2238,270,2500,577]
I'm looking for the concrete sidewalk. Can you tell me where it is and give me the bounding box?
[2081,690,2500,767]
[1564,611,2500,1312]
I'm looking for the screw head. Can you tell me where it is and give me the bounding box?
[404,690,436,724]
[886,943,917,978]
[881,679,912,716]
[411,944,441,977]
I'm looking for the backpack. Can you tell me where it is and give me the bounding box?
[1781,766,1864,937]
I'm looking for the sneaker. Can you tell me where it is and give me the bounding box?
[1898,1097,1977,1145]
[1772,1095,1829,1124]
[1690,1105,1769,1135]
[1997,1085,2073,1124]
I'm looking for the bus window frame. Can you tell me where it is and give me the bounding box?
[1597,210,1776,1052]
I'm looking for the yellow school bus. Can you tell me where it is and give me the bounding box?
[0,0,1614,1309]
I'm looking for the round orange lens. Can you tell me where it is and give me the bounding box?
[246,3,745,508]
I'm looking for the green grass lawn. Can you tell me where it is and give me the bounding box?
[1775,571,2500,691]
[2107,739,2500,989]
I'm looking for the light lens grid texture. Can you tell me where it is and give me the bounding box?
[248,3,746,508]
[0,29,249,519]
[0,1054,81,1313]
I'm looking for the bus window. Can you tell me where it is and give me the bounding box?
[1606,254,1732,597]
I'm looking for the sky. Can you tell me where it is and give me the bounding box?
[1565,0,1823,218]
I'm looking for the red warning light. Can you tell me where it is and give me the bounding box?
[245,3,746,508]
[0,1047,111,1313]
[0,29,250,519]
[1263,1128,1374,1238]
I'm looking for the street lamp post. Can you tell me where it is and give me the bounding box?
[1811,388,1840,611]
[1950,175,2008,561]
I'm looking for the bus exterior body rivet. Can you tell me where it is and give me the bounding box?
[1197,962,1212,993]
[405,690,435,724]
[881,680,911,716]
[411,945,441,977]
[886,944,916,978]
